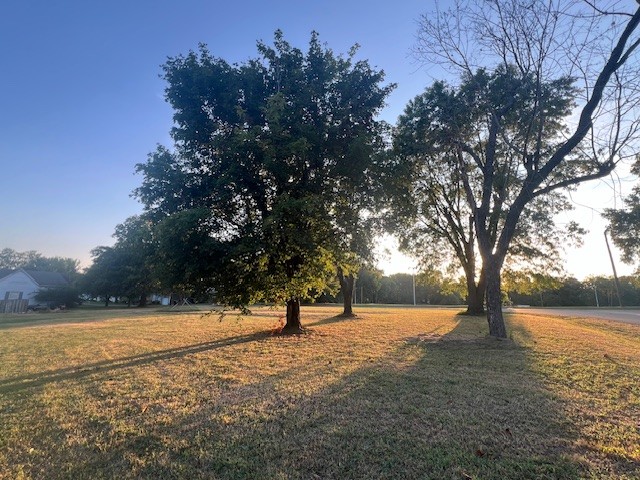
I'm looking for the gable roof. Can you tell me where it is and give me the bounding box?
[22,270,70,288]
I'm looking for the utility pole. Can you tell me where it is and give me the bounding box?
[604,228,623,307]
[352,277,356,305]
[412,273,416,306]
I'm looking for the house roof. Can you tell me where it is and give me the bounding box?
[0,269,12,280]
[22,270,70,287]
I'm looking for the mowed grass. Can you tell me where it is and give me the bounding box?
[0,306,638,479]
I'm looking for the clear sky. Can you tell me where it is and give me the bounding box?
[0,0,635,279]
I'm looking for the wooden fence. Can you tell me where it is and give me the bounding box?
[0,299,28,314]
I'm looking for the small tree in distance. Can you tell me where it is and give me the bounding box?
[81,215,157,307]
[34,286,82,309]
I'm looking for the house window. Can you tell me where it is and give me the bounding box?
[5,291,22,300]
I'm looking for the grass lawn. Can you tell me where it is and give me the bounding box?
[0,305,638,479]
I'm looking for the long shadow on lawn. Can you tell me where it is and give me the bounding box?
[0,305,229,330]
[0,308,169,330]
[260,319,582,479]
[507,315,640,479]
[0,331,268,394]
[307,313,360,327]
[60,316,589,479]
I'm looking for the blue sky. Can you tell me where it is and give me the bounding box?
[0,0,634,278]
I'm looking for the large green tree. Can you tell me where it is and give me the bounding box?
[386,123,487,314]
[390,70,583,315]
[111,215,158,307]
[135,31,392,331]
[411,0,640,337]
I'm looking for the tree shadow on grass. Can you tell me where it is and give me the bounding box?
[0,331,269,394]
[0,307,183,330]
[506,316,640,478]
[24,317,593,479]
[307,314,361,327]
[7,313,636,479]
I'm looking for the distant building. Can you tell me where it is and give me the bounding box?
[0,269,70,313]
[150,294,171,306]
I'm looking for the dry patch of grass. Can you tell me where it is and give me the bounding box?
[0,305,638,479]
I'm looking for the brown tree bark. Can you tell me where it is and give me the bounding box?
[463,260,486,315]
[282,297,303,334]
[484,258,507,338]
[465,277,486,315]
[337,268,356,316]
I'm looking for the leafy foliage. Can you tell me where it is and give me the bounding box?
[603,162,640,272]
[34,286,82,308]
[389,67,584,314]
[81,216,157,306]
[134,31,392,322]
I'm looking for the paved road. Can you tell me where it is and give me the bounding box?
[507,307,640,326]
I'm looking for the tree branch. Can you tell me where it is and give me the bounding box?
[533,163,615,198]
[536,7,640,183]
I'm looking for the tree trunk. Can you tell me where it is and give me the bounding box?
[138,292,147,308]
[485,260,507,338]
[464,267,486,315]
[337,269,356,316]
[460,238,484,314]
[104,296,109,307]
[466,285,485,315]
[282,298,303,334]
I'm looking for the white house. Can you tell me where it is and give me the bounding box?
[0,269,70,312]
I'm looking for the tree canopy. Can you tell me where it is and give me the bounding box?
[134,31,393,331]
[389,66,584,315]
[410,0,640,337]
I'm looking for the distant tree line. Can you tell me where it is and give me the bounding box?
[504,274,640,308]
[4,245,640,309]
[0,248,80,280]
[317,268,465,306]
[317,269,640,308]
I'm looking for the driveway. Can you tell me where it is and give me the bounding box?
[507,307,640,326]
